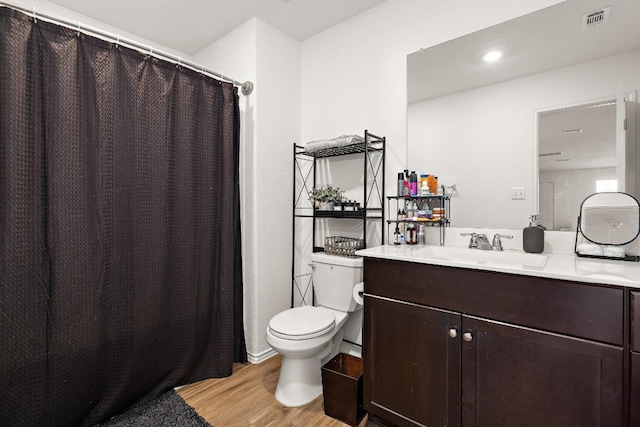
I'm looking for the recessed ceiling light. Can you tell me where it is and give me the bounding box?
[482,50,503,62]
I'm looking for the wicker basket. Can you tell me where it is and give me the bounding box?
[324,236,364,257]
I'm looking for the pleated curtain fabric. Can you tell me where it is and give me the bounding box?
[0,7,246,426]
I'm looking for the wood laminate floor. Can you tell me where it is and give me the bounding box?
[178,355,370,427]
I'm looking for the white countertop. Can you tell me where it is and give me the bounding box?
[356,244,640,289]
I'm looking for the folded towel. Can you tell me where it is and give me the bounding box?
[305,134,365,153]
[602,245,626,258]
[576,242,604,256]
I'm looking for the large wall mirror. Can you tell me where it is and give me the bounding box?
[406,0,640,230]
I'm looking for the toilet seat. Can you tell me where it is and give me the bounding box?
[268,306,335,340]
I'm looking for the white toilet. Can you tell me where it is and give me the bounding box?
[266,252,363,407]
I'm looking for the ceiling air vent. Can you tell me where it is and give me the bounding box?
[581,6,610,29]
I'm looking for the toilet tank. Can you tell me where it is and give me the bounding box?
[310,252,363,312]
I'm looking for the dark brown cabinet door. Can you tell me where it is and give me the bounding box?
[632,292,640,352]
[632,293,640,426]
[632,352,640,427]
[363,295,461,426]
[461,317,624,427]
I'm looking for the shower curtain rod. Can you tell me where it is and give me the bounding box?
[0,0,254,95]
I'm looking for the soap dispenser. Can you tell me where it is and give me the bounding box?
[523,215,544,253]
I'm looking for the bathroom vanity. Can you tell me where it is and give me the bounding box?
[358,244,640,427]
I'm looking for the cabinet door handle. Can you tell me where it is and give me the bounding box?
[463,332,473,342]
[448,328,457,338]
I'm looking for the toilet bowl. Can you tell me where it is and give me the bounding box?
[266,306,348,406]
[266,253,363,407]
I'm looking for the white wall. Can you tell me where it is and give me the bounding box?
[300,0,563,185]
[250,19,300,361]
[195,18,301,362]
[407,50,640,229]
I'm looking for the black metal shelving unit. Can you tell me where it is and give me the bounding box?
[291,130,385,307]
[387,192,450,246]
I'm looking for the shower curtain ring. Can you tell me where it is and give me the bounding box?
[176,57,181,68]
[77,21,81,37]
[32,6,37,23]
[115,35,120,48]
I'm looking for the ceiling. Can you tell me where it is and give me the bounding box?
[44,0,387,55]
[538,101,617,172]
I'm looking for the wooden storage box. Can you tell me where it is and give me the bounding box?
[321,353,365,426]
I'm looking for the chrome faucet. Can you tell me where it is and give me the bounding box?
[491,234,513,251]
[461,232,513,250]
[460,232,492,250]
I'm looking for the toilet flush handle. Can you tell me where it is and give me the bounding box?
[308,263,315,270]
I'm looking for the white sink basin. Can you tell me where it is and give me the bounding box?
[416,246,548,268]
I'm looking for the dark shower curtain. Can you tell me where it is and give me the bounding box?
[0,7,246,426]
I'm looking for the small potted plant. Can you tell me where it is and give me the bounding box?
[309,185,345,210]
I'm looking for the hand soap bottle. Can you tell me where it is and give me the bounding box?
[523,215,544,253]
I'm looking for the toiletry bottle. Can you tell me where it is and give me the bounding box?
[397,172,405,197]
[427,174,439,195]
[420,178,429,196]
[417,225,425,245]
[420,174,429,196]
[523,214,544,253]
[409,171,418,196]
[406,223,415,245]
[403,180,410,197]
[393,226,401,245]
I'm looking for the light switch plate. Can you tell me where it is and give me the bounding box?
[512,187,525,200]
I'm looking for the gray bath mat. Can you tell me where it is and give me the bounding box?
[98,389,210,427]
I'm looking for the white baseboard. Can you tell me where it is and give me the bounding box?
[247,348,276,364]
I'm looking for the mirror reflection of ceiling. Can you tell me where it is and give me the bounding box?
[538,101,616,172]
[407,0,640,104]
